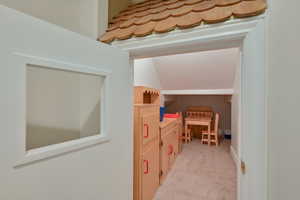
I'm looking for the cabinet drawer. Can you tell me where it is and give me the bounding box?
[141,140,160,200]
[142,113,159,145]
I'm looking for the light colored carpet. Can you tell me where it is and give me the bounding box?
[154,139,237,200]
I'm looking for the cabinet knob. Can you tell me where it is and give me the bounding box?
[143,160,149,174]
[168,145,173,155]
[143,124,149,138]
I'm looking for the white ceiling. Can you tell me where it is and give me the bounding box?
[152,48,240,90]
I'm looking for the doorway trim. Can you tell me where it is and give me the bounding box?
[116,16,267,200]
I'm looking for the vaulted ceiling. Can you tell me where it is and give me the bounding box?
[152,48,240,90]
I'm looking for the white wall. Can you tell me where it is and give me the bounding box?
[0,0,100,39]
[26,65,104,150]
[27,65,81,132]
[26,65,81,149]
[231,52,241,154]
[134,58,162,89]
[79,73,104,138]
[153,48,239,90]
[134,58,164,105]
[267,1,300,199]
[134,49,239,106]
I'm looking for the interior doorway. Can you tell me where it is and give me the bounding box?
[133,47,241,200]
[127,19,267,200]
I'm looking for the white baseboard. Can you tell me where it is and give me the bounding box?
[230,145,241,200]
[230,145,240,168]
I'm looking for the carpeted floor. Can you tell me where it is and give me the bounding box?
[154,139,237,200]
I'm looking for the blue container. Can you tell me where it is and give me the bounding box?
[160,107,165,122]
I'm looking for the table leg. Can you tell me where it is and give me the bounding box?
[185,122,187,144]
[208,123,211,146]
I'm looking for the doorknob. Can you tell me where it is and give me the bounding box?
[241,160,246,175]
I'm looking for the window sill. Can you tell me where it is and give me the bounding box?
[15,134,110,167]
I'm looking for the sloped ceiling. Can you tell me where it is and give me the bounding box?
[152,48,240,90]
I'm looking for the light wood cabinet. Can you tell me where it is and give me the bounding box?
[134,86,160,200]
[134,86,181,199]
[141,140,160,200]
[134,104,160,200]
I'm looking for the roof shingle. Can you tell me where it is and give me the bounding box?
[100,0,267,43]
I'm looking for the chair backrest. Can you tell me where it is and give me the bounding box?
[186,111,213,118]
[186,106,213,119]
[214,113,220,133]
[187,106,212,112]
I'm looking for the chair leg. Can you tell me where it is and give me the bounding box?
[209,133,219,146]
[185,130,188,144]
[202,133,208,145]
[216,134,219,146]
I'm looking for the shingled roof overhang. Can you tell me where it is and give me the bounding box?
[99,0,267,44]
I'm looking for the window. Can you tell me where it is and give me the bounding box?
[26,64,105,150]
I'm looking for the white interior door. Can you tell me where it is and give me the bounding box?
[0,5,133,200]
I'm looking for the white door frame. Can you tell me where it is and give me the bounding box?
[114,16,267,200]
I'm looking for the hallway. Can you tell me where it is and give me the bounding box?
[154,139,237,200]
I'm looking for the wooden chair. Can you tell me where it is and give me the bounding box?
[201,126,210,145]
[202,113,220,146]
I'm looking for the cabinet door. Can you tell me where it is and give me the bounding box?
[160,133,169,183]
[171,127,179,156]
[160,130,177,183]
[168,131,176,169]
[142,113,159,145]
[141,140,160,200]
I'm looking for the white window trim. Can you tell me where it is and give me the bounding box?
[14,52,112,167]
